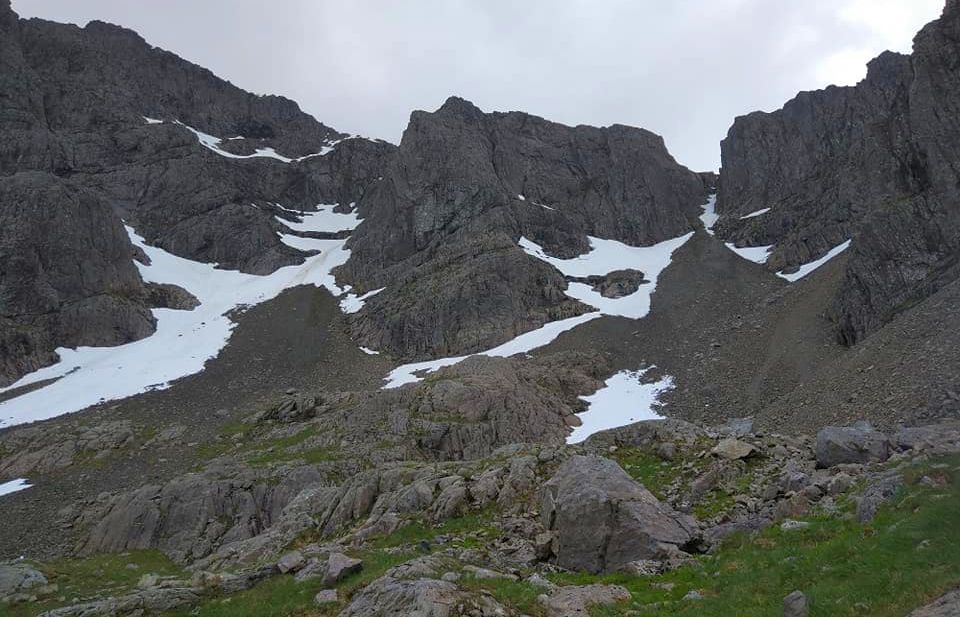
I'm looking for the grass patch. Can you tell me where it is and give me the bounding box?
[8,550,184,617]
[370,509,499,550]
[165,549,413,617]
[545,453,960,616]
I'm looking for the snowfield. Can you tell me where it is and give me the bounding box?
[0,208,363,428]
[384,229,693,389]
[566,369,673,444]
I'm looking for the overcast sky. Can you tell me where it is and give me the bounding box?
[15,0,945,171]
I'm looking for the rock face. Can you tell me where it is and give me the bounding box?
[0,173,155,383]
[340,96,709,360]
[539,455,698,573]
[717,2,960,345]
[0,1,392,385]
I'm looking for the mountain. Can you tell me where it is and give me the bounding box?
[0,1,959,615]
[716,0,960,345]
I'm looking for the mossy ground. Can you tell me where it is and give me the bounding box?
[8,550,184,617]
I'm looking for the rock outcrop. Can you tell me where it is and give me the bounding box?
[539,455,698,573]
[717,1,960,345]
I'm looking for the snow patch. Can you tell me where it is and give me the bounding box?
[0,478,32,497]
[776,240,851,282]
[384,229,692,389]
[142,116,164,125]
[517,194,526,201]
[724,242,774,264]
[567,369,673,444]
[0,208,361,428]
[360,347,381,355]
[519,232,693,319]
[276,203,360,234]
[340,287,385,314]
[383,313,600,389]
[699,193,718,235]
[740,207,771,219]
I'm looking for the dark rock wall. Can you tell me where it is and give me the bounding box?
[340,97,708,360]
[717,2,960,344]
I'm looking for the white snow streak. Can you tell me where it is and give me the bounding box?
[740,207,771,219]
[724,242,774,264]
[144,118,341,162]
[567,369,673,444]
[383,313,601,389]
[359,347,381,355]
[0,478,32,497]
[0,208,362,428]
[699,193,719,235]
[776,240,852,282]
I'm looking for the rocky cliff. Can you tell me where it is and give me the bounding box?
[340,96,709,360]
[716,1,960,344]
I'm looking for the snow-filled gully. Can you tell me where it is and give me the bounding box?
[0,205,372,428]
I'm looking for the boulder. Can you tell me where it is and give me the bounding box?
[540,455,698,573]
[0,563,48,602]
[815,425,891,468]
[276,551,305,574]
[539,584,631,617]
[314,589,338,605]
[322,553,362,587]
[711,438,758,460]
[783,590,809,617]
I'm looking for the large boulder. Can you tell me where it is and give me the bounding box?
[815,425,892,468]
[0,562,47,603]
[540,455,698,573]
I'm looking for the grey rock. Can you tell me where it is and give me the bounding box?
[815,425,892,468]
[712,438,758,460]
[857,473,904,523]
[0,562,48,602]
[313,589,338,605]
[322,552,362,587]
[539,584,631,617]
[276,551,305,574]
[783,590,809,617]
[907,588,960,616]
[540,455,698,573]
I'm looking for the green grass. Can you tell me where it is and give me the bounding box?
[459,575,548,616]
[369,508,499,550]
[164,549,414,617]
[195,424,340,467]
[8,550,184,617]
[546,453,960,616]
